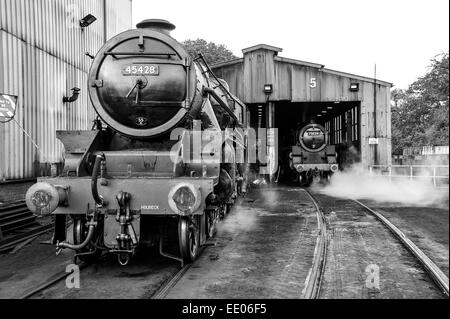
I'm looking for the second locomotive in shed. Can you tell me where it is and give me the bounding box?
[289,122,338,186]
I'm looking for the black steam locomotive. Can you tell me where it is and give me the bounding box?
[25,19,247,265]
[289,122,338,186]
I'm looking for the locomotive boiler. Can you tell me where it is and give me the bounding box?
[289,122,338,186]
[25,19,247,265]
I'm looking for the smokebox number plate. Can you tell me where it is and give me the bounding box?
[122,64,159,76]
[306,128,322,136]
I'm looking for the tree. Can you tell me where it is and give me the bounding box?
[182,39,237,65]
[391,53,449,154]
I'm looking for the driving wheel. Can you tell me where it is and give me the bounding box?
[178,216,200,263]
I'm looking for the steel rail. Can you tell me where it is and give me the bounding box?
[151,246,206,299]
[302,189,328,299]
[152,182,243,299]
[151,263,192,299]
[0,224,54,252]
[18,262,88,299]
[352,199,449,298]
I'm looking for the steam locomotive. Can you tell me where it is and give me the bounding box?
[25,19,247,265]
[289,122,338,186]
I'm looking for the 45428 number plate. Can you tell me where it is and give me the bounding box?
[122,64,159,76]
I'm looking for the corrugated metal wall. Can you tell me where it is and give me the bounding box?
[0,0,132,180]
[105,0,132,40]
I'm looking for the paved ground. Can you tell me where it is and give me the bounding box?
[311,192,445,299]
[0,231,75,298]
[32,249,179,299]
[0,227,179,299]
[165,187,320,299]
[361,197,449,277]
[0,186,320,299]
[0,185,447,299]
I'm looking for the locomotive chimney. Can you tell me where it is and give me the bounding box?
[136,19,176,36]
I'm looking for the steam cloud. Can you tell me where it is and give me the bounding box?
[315,163,449,207]
[217,206,257,235]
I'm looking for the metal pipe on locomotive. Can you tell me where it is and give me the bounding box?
[25,19,248,265]
[289,122,338,186]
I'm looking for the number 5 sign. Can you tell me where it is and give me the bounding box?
[0,94,17,122]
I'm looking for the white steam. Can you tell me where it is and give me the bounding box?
[217,206,258,235]
[316,163,449,207]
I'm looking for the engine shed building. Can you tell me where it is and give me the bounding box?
[212,44,393,172]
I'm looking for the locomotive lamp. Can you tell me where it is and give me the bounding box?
[25,182,69,215]
[79,14,97,28]
[349,83,359,92]
[263,84,273,94]
[168,183,201,215]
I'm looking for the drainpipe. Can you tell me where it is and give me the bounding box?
[103,0,107,43]
[373,64,378,166]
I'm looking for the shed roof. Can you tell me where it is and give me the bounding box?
[242,44,283,54]
[212,44,393,87]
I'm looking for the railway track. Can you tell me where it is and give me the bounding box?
[9,188,447,299]
[18,262,89,299]
[152,189,330,300]
[18,245,205,299]
[302,189,328,299]
[0,201,37,235]
[150,199,246,299]
[309,190,449,298]
[352,199,449,297]
[151,263,193,299]
[151,245,207,299]
[0,201,54,253]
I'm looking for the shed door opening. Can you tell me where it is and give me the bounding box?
[274,101,361,182]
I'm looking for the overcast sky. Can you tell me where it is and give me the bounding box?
[132,0,449,89]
